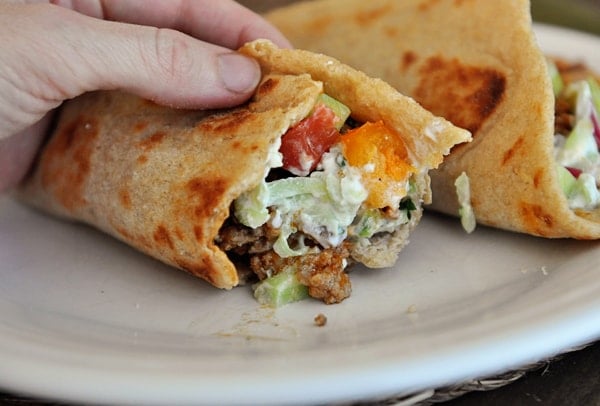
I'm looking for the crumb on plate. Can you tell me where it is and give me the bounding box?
[314,313,327,327]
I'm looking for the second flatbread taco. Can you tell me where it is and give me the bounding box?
[267,0,600,239]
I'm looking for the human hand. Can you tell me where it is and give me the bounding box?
[0,0,291,193]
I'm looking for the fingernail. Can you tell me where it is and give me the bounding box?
[218,53,260,94]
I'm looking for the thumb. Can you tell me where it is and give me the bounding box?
[87,26,263,110]
[64,5,262,108]
[4,4,262,125]
[0,3,263,191]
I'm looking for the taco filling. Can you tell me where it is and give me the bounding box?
[216,92,422,306]
[551,60,600,211]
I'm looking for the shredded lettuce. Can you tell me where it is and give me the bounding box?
[352,208,404,238]
[233,181,270,228]
[233,138,283,228]
[589,77,600,115]
[234,146,368,257]
[350,198,415,239]
[556,165,577,196]
[565,80,595,124]
[553,75,600,210]
[557,165,600,210]
[571,173,600,209]
[454,172,476,233]
[556,113,598,170]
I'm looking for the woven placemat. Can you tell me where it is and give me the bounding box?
[345,343,591,406]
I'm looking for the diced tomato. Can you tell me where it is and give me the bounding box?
[280,104,341,176]
[340,121,415,209]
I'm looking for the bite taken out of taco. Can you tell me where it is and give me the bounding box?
[18,40,470,306]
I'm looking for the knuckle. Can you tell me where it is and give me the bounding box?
[150,28,195,85]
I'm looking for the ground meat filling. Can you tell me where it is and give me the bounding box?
[251,245,351,304]
[554,58,600,135]
[217,220,279,255]
[216,217,353,304]
[554,59,597,84]
[555,96,574,136]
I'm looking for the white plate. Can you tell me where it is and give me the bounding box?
[1,24,600,406]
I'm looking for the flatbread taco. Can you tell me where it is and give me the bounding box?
[266,0,600,239]
[18,40,470,305]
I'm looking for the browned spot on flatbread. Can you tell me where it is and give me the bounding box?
[196,110,253,134]
[186,177,229,220]
[384,26,399,38]
[136,154,148,165]
[133,121,148,133]
[119,188,132,210]
[173,227,184,241]
[138,131,166,151]
[230,139,260,155]
[39,116,99,212]
[533,168,544,189]
[255,77,279,98]
[400,51,418,73]
[415,56,506,135]
[153,225,174,250]
[519,202,555,236]
[502,136,525,165]
[114,225,133,241]
[418,0,442,12]
[354,4,392,26]
[193,226,204,242]
[419,0,470,10]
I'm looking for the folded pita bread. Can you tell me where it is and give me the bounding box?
[266,0,600,239]
[18,40,469,303]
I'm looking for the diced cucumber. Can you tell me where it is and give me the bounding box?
[570,173,600,209]
[587,77,600,116]
[556,165,577,196]
[253,268,309,307]
[317,94,351,130]
[560,117,597,167]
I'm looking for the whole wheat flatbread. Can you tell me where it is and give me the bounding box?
[267,0,600,239]
[18,40,469,290]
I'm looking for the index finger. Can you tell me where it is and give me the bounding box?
[49,0,292,49]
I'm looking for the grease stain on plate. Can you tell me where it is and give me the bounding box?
[212,306,299,342]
